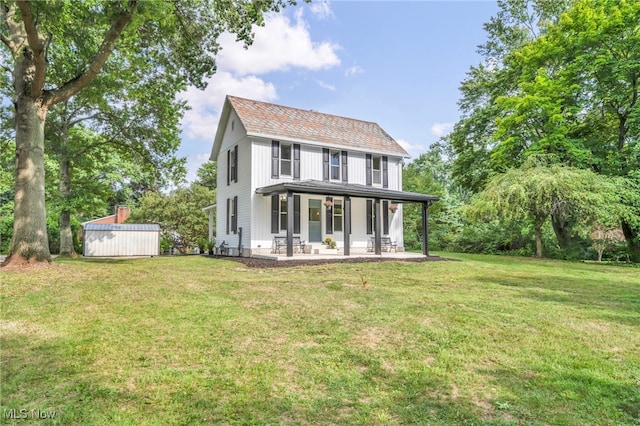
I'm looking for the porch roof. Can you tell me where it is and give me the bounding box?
[255,180,439,203]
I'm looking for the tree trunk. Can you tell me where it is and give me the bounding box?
[535,222,543,258]
[3,96,52,267]
[58,158,77,257]
[551,214,572,249]
[621,220,640,263]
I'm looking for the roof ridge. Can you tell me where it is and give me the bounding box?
[227,95,383,127]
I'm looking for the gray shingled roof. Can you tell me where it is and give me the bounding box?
[226,96,409,157]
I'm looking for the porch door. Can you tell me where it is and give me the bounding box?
[308,199,322,242]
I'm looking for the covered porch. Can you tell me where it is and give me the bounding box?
[255,180,438,258]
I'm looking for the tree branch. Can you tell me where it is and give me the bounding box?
[44,0,138,107]
[16,0,46,96]
[1,3,20,53]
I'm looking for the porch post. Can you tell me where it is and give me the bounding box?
[286,191,294,257]
[344,196,351,256]
[375,198,382,255]
[422,202,429,256]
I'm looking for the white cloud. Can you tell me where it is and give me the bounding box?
[430,122,454,138]
[316,80,336,91]
[216,13,341,75]
[180,72,278,140]
[310,1,334,20]
[397,139,427,159]
[345,64,364,77]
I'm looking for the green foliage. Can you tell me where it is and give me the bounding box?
[196,161,217,190]
[323,237,336,249]
[466,156,619,257]
[128,183,216,254]
[197,237,209,254]
[446,0,640,260]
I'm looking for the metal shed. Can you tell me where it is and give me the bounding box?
[83,224,161,257]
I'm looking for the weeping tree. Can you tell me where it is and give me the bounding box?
[466,156,619,258]
[0,0,299,267]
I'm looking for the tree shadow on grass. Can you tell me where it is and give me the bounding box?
[478,275,640,326]
[477,366,640,425]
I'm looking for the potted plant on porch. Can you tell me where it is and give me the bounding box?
[323,237,337,249]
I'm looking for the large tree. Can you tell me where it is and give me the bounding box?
[1,0,298,267]
[466,156,619,258]
[46,67,187,257]
[448,0,640,260]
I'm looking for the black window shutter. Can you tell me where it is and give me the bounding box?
[383,200,389,234]
[232,195,238,233]
[382,156,388,188]
[226,198,230,234]
[293,144,300,180]
[325,196,333,234]
[271,194,279,233]
[341,151,348,184]
[271,141,279,178]
[366,154,372,186]
[366,200,373,234]
[294,195,301,233]
[233,145,238,182]
[322,148,329,182]
[227,150,231,186]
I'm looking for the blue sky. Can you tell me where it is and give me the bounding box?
[179,1,500,182]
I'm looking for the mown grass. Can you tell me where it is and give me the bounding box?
[1,253,639,425]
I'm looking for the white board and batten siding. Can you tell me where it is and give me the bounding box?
[83,224,161,257]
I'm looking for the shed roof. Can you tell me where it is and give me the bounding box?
[84,224,160,232]
[211,96,409,160]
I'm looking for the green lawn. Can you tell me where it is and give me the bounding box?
[1,254,638,425]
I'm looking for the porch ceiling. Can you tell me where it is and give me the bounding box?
[255,179,439,204]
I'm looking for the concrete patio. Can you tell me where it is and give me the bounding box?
[250,251,430,262]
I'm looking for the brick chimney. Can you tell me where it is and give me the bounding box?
[115,206,130,224]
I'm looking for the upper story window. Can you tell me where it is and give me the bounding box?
[372,156,382,185]
[227,145,238,185]
[330,150,340,180]
[272,141,300,180]
[366,154,387,188]
[323,149,347,183]
[281,143,292,176]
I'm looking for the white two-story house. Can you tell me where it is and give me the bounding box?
[208,95,438,257]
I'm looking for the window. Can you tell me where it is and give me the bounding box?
[366,154,387,187]
[333,199,343,232]
[280,143,292,176]
[280,197,288,230]
[227,145,238,184]
[366,199,375,235]
[272,141,300,179]
[227,196,238,234]
[271,194,300,233]
[372,156,382,184]
[330,150,340,180]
